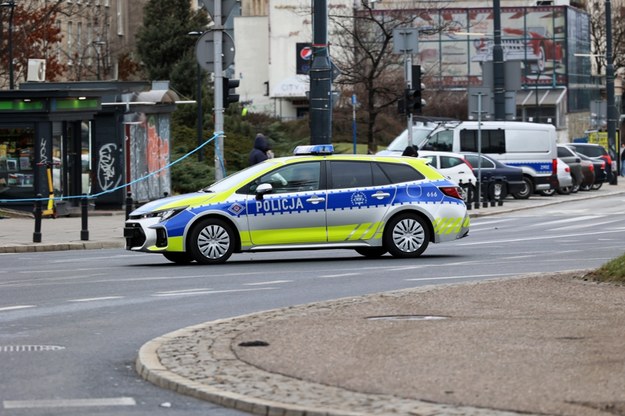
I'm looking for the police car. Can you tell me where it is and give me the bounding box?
[124,145,470,264]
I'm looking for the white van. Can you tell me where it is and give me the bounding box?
[378,121,558,199]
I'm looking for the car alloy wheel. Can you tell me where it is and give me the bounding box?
[384,213,430,258]
[189,218,235,264]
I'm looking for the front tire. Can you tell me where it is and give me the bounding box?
[188,218,235,264]
[163,252,195,264]
[384,214,430,258]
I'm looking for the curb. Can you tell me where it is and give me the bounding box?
[135,274,559,416]
[0,240,124,254]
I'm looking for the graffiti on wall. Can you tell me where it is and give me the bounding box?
[128,114,171,202]
[97,143,123,191]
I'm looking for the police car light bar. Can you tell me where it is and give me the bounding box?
[293,144,334,155]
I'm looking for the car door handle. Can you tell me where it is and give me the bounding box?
[306,196,325,204]
[372,191,391,199]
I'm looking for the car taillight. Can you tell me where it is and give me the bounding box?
[589,164,594,172]
[600,161,605,169]
[552,159,557,175]
[565,166,570,173]
[439,186,463,200]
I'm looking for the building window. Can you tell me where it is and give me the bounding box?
[67,21,73,65]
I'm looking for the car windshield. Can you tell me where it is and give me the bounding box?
[200,160,282,193]
[572,145,606,158]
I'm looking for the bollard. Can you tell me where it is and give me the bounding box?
[33,194,42,243]
[125,192,133,220]
[80,195,89,241]
[473,181,481,210]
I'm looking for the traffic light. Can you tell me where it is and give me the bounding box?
[411,65,423,114]
[222,77,240,108]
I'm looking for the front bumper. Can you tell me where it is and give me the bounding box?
[124,218,168,251]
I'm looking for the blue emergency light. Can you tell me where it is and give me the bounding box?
[293,144,334,155]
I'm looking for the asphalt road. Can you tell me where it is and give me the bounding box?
[0,194,624,415]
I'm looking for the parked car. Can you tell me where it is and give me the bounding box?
[459,152,525,199]
[557,145,584,193]
[539,158,573,196]
[567,143,614,181]
[577,152,606,190]
[417,150,477,186]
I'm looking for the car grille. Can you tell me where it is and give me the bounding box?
[124,223,146,249]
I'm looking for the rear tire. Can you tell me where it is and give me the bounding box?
[512,177,533,199]
[355,247,387,258]
[539,188,556,196]
[591,183,603,190]
[188,218,235,264]
[557,186,571,195]
[384,213,430,258]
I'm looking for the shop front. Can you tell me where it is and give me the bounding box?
[0,89,104,213]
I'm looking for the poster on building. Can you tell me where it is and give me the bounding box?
[415,6,570,88]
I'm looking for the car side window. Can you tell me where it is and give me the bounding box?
[465,155,494,169]
[440,155,465,169]
[377,162,425,184]
[329,161,372,189]
[245,161,321,194]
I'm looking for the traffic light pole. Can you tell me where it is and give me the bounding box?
[213,1,225,180]
[405,54,414,147]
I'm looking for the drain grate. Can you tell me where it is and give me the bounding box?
[366,315,450,321]
[0,345,65,352]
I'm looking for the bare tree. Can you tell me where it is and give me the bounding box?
[329,2,458,153]
[588,0,625,75]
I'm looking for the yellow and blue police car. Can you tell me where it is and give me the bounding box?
[124,145,470,264]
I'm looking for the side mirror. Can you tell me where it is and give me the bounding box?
[255,183,273,200]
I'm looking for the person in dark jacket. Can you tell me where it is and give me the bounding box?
[249,133,272,166]
[402,145,419,157]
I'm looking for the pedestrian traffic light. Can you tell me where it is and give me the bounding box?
[222,77,240,108]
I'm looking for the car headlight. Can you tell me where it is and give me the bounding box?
[156,207,187,222]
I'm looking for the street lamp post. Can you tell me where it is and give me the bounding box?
[1,0,16,89]
[605,0,618,185]
[188,31,205,162]
[92,40,106,80]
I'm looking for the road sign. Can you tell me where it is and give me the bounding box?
[393,28,419,54]
[202,0,237,25]
[195,30,235,73]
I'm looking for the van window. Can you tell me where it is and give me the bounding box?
[425,130,453,151]
[459,129,505,153]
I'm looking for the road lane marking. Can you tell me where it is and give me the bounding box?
[3,397,136,409]
[0,305,35,312]
[68,296,124,303]
[152,287,277,297]
[405,272,520,282]
[456,229,625,246]
[317,273,360,278]
[548,219,622,231]
[243,280,293,286]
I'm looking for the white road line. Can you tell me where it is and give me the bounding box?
[405,272,520,282]
[68,296,124,303]
[3,397,136,409]
[152,287,276,297]
[457,228,625,246]
[317,273,360,278]
[548,219,622,232]
[243,280,293,286]
[0,305,36,312]
[156,288,213,294]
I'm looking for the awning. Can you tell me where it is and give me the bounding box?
[516,88,566,106]
[271,75,309,98]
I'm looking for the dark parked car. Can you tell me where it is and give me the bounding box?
[567,143,614,182]
[577,152,606,190]
[460,152,525,199]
